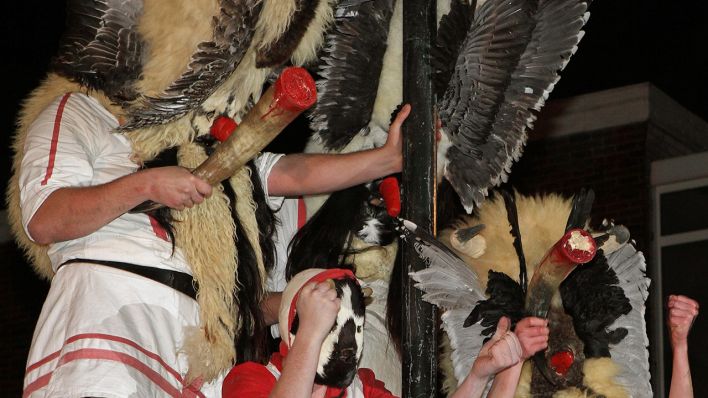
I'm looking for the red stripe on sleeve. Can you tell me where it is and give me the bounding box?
[297,196,307,229]
[41,93,73,186]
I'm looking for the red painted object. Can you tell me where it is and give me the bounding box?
[268,66,317,116]
[210,116,239,142]
[379,176,401,217]
[559,228,596,264]
[550,350,575,376]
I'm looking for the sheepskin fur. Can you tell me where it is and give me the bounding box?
[440,193,571,289]
[136,0,220,97]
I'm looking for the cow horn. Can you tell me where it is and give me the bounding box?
[194,67,316,185]
[132,67,316,213]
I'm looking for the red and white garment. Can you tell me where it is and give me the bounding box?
[222,268,396,398]
[222,347,395,398]
[19,93,286,397]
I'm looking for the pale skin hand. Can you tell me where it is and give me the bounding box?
[452,317,522,398]
[269,282,340,398]
[27,166,212,244]
[483,317,549,398]
[514,317,549,361]
[267,104,411,197]
[668,295,699,398]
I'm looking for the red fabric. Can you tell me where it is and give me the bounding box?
[358,368,397,398]
[222,362,276,398]
[222,352,397,398]
[297,196,307,229]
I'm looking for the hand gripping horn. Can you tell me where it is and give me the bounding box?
[133,67,317,212]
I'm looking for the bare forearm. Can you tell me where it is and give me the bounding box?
[269,334,321,398]
[28,171,152,244]
[268,148,400,197]
[487,362,522,398]
[451,372,489,398]
[669,345,693,398]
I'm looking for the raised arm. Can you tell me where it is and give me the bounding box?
[668,294,699,398]
[452,317,523,398]
[486,317,549,398]
[267,105,410,197]
[269,281,340,398]
[28,167,212,244]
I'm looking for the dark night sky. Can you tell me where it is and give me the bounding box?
[2,0,707,199]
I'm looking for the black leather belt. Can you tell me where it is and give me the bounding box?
[60,258,198,300]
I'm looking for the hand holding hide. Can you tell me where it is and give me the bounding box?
[296,281,341,343]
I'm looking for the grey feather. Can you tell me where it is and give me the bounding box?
[52,0,145,102]
[606,244,652,398]
[403,218,492,392]
[308,0,395,151]
[439,0,590,212]
[122,0,261,130]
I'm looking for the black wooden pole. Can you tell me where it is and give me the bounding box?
[401,0,437,397]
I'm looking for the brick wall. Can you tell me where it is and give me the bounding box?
[508,123,651,250]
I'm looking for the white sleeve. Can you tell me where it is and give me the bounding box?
[253,152,286,210]
[18,94,101,240]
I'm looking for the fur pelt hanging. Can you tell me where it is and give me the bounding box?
[7,0,338,382]
[407,192,651,397]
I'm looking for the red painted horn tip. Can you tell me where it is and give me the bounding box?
[275,67,317,111]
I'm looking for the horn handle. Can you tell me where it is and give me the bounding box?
[193,67,316,184]
[130,67,317,213]
[525,229,596,318]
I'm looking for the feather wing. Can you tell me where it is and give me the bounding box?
[606,244,652,398]
[432,0,476,99]
[52,0,145,102]
[439,0,590,212]
[308,0,395,151]
[123,0,261,130]
[402,219,491,389]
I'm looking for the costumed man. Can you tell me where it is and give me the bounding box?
[223,268,548,398]
[10,1,414,397]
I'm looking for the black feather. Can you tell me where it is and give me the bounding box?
[565,188,595,231]
[560,251,632,358]
[440,0,591,211]
[52,0,145,103]
[502,191,527,295]
[465,270,525,338]
[308,0,395,151]
[432,0,476,98]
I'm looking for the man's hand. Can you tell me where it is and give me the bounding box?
[381,104,411,173]
[514,317,549,360]
[470,317,523,380]
[668,295,699,350]
[296,281,341,343]
[142,166,213,210]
